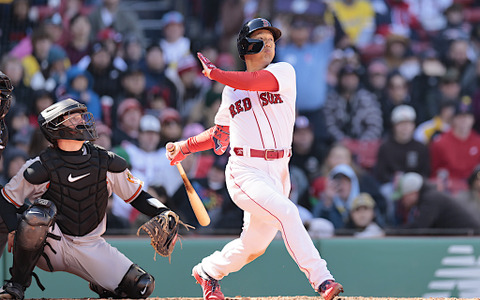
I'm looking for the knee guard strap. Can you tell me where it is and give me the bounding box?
[115,264,155,299]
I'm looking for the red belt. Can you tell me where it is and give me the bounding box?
[233,147,291,160]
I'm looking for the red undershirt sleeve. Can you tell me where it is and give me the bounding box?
[210,68,279,92]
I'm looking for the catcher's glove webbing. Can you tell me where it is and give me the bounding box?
[137,210,193,260]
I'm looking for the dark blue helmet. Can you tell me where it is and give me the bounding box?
[0,71,12,119]
[237,18,281,61]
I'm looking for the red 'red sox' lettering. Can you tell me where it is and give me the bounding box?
[259,92,283,106]
[230,97,252,117]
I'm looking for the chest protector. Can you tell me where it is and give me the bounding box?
[40,143,109,236]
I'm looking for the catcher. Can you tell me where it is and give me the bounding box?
[0,98,184,300]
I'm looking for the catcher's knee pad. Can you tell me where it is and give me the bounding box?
[16,199,56,250]
[115,264,155,298]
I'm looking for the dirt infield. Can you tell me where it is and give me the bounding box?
[30,297,473,300]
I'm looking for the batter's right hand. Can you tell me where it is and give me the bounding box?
[166,142,191,165]
[197,52,217,80]
[7,231,15,253]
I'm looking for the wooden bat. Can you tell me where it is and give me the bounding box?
[168,146,210,226]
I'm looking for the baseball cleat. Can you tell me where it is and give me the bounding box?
[192,265,225,300]
[318,279,344,300]
[0,282,24,300]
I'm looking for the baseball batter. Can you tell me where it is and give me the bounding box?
[166,18,344,300]
[0,99,178,299]
[0,71,12,258]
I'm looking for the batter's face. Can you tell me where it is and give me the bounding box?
[246,29,275,69]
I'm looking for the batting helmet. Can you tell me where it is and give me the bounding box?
[38,98,98,144]
[237,18,281,61]
[0,71,13,119]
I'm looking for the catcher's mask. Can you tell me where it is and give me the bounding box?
[0,71,13,119]
[237,18,281,61]
[38,98,98,144]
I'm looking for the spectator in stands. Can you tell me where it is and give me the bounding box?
[383,33,414,74]
[123,35,144,69]
[276,17,334,144]
[409,49,447,123]
[0,148,29,186]
[430,96,480,194]
[0,0,35,56]
[79,41,123,99]
[159,11,191,69]
[444,39,476,93]
[28,127,51,158]
[381,71,413,134]
[159,108,183,147]
[118,66,148,106]
[329,0,376,48]
[194,79,224,129]
[414,98,456,144]
[455,165,480,220]
[21,26,69,91]
[88,0,145,46]
[0,55,33,108]
[290,116,328,182]
[44,45,70,93]
[312,144,387,225]
[42,13,65,47]
[344,193,384,238]
[64,13,92,65]
[375,0,425,41]
[175,54,210,123]
[405,0,452,34]
[312,164,360,229]
[394,172,480,234]
[94,122,112,150]
[122,114,178,219]
[364,59,389,105]
[27,89,55,128]
[375,105,430,184]
[323,64,382,142]
[60,66,101,120]
[140,44,178,107]
[5,104,32,142]
[111,98,143,147]
[434,3,472,62]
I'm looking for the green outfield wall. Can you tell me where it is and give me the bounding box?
[2,236,480,298]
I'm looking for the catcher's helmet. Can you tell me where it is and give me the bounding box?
[38,98,98,144]
[0,71,13,119]
[237,18,281,61]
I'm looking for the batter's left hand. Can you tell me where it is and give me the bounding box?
[197,52,217,79]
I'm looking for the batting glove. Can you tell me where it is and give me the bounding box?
[197,52,217,79]
[166,142,191,165]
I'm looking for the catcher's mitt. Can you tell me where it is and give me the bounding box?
[137,210,193,260]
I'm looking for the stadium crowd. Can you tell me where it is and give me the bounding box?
[2,0,480,237]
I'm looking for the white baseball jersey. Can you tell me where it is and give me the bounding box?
[215,62,296,160]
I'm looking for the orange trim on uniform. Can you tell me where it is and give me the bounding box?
[125,184,143,203]
[2,188,21,208]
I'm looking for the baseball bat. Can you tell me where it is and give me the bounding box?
[168,146,211,226]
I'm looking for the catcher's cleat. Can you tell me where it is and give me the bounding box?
[318,279,344,300]
[192,265,225,300]
[0,282,25,300]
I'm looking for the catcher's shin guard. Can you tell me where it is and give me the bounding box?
[10,199,57,288]
[114,264,155,298]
